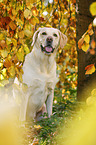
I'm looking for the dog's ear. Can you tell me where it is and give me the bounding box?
[59,31,67,48]
[31,28,40,47]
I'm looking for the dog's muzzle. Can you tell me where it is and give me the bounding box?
[41,45,55,54]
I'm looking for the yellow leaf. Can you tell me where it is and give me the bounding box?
[84,34,90,43]
[82,43,89,52]
[0,33,4,40]
[16,52,24,62]
[85,64,95,75]
[91,89,96,96]
[8,66,15,78]
[34,125,42,130]
[30,17,39,25]
[24,45,30,54]
[12,38,17,47]
[2,68,7,77]
[0,62,3,69]
[62,89,65,94]
[24,29,32,37]
[45,24,52,28]
[19,31,25,38]
[17,18,24,29]
[0,50,8,58]
[24,9,32,19]
[0,74,4,80]
[31,7,38,16]
[90,2,96,16]
[6,37,12,45]
[12,9,17,16]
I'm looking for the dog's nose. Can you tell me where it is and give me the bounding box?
[47,36,53,44]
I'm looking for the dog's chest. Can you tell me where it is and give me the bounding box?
[22,53,57,87]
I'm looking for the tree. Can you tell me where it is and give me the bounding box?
[77,0,96,101]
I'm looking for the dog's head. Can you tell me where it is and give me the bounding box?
[31,27,67,55]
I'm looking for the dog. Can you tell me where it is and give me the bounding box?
[14,27,67,121]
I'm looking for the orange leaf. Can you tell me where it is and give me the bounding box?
[91,40,96,49]
[89,49,95,55]
[3,59,11,68]
[78,38,84,49]
[85,64,95,75]
[82,43,89,52]
[9,21,17,30]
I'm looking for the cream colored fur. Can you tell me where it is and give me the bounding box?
[15,27,67,121]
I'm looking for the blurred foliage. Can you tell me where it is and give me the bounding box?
[0,0,77,144]
[0,0,77,93]
[78,2,96,75]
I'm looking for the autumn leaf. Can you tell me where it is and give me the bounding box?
[91,40,96,49]
[0,40,6,48]
[24,29,32,37]
[3,58,11,68]
[0,62,3,69]
[0,33,4,40]
[34,125,42,130]
[9,21,17,30]
[0,74,4,80]
[0,50,8,58]
[16,51,24,62]
[84,34,90,43]
[90,2,96,16]
[1,68,7,77]
[78,37,84,49]
[31,6,39,16]
[19,31,25,39]
[8,65,15,78]
[89,49,95,55]
[24,9,32,19]
[85,64,95,75]
[6,37,12,45]
[82,43,89,52]
[91,89,96,96]
[12,38,17,47]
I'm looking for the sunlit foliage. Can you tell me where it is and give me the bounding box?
[78,2,96,75]
[0,0,77,96]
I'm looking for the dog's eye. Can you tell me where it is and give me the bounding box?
[42,32,47,35]
[53,33,58,37]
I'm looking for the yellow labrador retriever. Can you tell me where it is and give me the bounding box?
[16,27,67,121]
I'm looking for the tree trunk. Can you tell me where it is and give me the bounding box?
[77,0,96,101]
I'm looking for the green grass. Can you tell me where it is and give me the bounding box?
[25,87,82,145]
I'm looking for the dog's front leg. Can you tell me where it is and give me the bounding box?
[46,88,54,118]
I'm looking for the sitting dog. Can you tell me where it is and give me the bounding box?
[15,27,67,121]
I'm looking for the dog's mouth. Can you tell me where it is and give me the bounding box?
[41,45,55,54]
